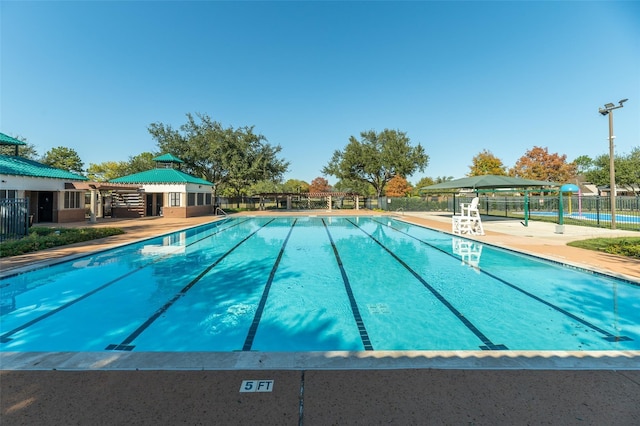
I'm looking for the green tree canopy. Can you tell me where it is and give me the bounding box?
[573,155,594,175]
[128,152,157,174]
[583,147,640,193]
[322,129,429,198]
[411,176,435,195]
[87,161,129,182]
[148,113,289,197]
[87,152,157,181]
[282,179,310,193]
[468,149,507,176]
[41,146,84,175]
[333,178,376,197]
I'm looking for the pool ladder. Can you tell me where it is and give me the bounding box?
[215,207,228,216]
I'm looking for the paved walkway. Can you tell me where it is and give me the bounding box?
[1,211,639,425]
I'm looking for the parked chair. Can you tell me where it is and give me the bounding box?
[451,197,485,235]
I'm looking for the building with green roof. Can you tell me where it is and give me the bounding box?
[1,151,89,224]
[108,154,215,218]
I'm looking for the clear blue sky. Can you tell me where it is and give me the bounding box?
[2,1,639,185]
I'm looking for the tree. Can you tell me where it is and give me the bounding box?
[87,161,129,181]
[248,180,282,195]
[584,147,640,193]
[309,177,331,193]
[148,113,289,197]
[509,146,576,183]
[434,176,454,183]
[41,146,84,174]
[282,179,310,193]
[322,129,429,198]
[87,152,157,181]
[573,155,594,175]
[411,176,435,196]
[127,152,157,174]
[333,178,376,197]
[468,150,506,176]
[385,175,412,197]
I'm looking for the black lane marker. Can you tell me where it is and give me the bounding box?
[0,218,248,344]
[242,219,298,351]
[347,218,505,350]
[323,219,374,351]
[106,218,276,351]
[376,218,632,343]
[1,266,152,343]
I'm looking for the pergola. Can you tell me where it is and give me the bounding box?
[257,192,361,211]
[65,182,142,222]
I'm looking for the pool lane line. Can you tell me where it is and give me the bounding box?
[242,219,298,351]
[0,216,241,282]
[346,218,506,351]
[375,218,632,343]
[323,218,374,351]
[106,218,277,351]
[0,218,251,344]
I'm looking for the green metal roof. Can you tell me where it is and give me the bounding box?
[153,153,184,163]
[0,132,27,146]
[110,168,213,185]
[0,155,88,180]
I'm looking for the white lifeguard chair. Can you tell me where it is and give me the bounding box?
[451,197,485,235]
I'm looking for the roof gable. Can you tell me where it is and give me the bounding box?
[109,168,213,185]
[0,133,27,146]
[153,153,184,163]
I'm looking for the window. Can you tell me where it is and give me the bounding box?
[64,191,82,209]
[205,193,212,205]
[169,192,181,207]
[187,193,196,206]
[0,190,17,200]
[197,193,204,205]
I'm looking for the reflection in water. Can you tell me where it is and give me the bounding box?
[452,238,483,270]
[141,232,187,255]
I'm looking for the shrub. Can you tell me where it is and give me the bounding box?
[567,237,640,259]
[0,227,125,258]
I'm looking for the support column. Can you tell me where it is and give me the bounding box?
[90,189,97,223]
[327,195,332,211]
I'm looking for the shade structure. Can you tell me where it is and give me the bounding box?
[560,183,579,192]
[421,175,558,191]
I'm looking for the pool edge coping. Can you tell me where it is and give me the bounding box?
[1,350,638,371]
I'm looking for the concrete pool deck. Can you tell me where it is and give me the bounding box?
[1,211,639,424]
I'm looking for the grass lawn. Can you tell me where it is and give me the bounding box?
[568,237,640,259]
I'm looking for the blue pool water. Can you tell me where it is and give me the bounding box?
[529,211,640,224]
[1,216,638,353]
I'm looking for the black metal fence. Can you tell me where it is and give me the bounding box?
[380,194,640,231]
[0,198,30,241]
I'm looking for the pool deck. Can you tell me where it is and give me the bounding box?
[1,211,639,425]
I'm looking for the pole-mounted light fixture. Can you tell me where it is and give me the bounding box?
[598,98,628,229]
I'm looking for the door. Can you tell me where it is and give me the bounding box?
[38,191,54,222]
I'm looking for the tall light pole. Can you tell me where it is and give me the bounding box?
[598,98,627,229]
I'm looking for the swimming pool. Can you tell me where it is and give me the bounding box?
[1,215,639,356]
[529,211,640,225]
